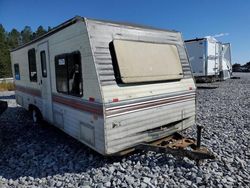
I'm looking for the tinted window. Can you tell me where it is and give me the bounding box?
[28,48,37,82]
[14,64,20,80]
[55,51,83,97]
[40,51,47,77]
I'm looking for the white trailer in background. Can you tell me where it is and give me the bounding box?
[185,37,232,82]
[10,16,196,155]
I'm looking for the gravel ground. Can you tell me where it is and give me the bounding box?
[0,73,249,188]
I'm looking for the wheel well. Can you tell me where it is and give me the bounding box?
[28,104,43,121]
[28,104,41,114]
[28,104,36,112]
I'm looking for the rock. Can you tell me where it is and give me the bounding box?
[56,181,62,187]
[108,166,115,174]
[140,182,147,188]
[142,177,151,184]
[196,177,202,184]
[125,175,135,185]
[104,181,111,187]
[185,180,192,186]
[82,186,91,188]
[227,177,235,182]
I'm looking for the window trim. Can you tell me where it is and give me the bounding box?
[28,48,37,82]
[54,51,83,97]
[40,50,47,78]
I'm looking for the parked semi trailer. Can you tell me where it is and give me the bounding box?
[185,37,232,82]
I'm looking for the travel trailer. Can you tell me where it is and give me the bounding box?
[185,37,232,82]
[11,16,196,155]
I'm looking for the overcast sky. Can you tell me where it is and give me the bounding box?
[1,0,249,64]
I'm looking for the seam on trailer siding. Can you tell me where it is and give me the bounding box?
[15,85,41,97]
[85,18,108,153]
[85,19,105,104]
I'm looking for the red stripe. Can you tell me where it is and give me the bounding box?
[52,94,103,115]
[15,85,41,97]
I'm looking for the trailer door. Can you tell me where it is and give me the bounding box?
[185,41,206,76]
[206,41,219,76]
[222,43,232,71]
[38,42,53,123]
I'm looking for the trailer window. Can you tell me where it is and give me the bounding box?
[55,51,83,97]
[28,48,37,82]
[40,51,47,77]
[112,40,183,83]
[14,64,20,80]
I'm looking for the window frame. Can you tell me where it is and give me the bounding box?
[54,51,83,97]
[14,63,20,80]
[28,48,37,82]
[40,50,47,78]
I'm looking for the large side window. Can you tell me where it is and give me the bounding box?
[40,51,47,77]
[14,64,20,80]
[55,51,83,97]
[28,48,37,82]
[111,40,183,84]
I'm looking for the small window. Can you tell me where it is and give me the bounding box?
[28,48,37,82]
[40,51,47,77]
[55,51,83,97]
[14,64,20,80]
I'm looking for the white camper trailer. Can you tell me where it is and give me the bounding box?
[185,37,232,82]
[185,37,220,82]
[11,16,196,155]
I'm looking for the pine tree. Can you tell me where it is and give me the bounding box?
[0,24,11,78]
[35,25,47,37]
[7,28,21,49]
[21,26,32,44]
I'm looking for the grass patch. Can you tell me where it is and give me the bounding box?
[0,82,15,91]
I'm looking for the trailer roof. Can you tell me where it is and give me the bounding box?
[184,38,205,43]
[11,16,179,52]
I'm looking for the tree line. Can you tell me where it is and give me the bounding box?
[0,24,50,78]
[232,62,250,72]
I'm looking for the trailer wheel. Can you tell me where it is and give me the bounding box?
[31,108,42,124]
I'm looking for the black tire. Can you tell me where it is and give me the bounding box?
[31,107,43,124]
